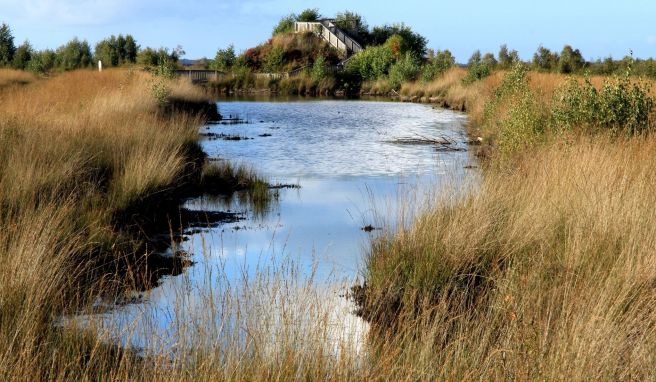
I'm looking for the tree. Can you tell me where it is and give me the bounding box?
[421,49,455,82]
[334,11,369,42]
[12,40,32,70]
[558,45,585,74]
[498,44,519,68]
[468,50,482,67]
[94,37,118,66]
[28,49,56,73]
[95,34,139,67]
[0,23,16,67]
[123,35,138,63]
[369,23,427,57]
[532,45,559,71]
[297,8,321,22]
[212,44,236,71]
[273,14,296,35]
[56,38,92,70]
[482,52,498,69]
[138,47,179,67]
[464,50,491,84]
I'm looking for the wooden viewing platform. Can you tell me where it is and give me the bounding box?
[294,19,363,56]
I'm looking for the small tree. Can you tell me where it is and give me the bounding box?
[123,35,138,64]
[56,38,92,70]
[558,45,585,74]
[297,8,321,22]
[0,23,16,67]
[12,40,32,70]
[464,50,491,84]
[482,52,498,69]
[310,55,327,82]
[369,23,427,57]
[28,49,56,73]
[212,44,236,71]
[388,52,420,89]
[532,45,559,71]
[264,45,285,72]
[334,11,369,42]
[498,44,519,69]
[421,49,455,82]
[273,14,296,35]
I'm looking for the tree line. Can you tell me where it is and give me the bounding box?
[0,22,182,73]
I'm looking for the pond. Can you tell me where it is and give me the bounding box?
[81,99,475,357]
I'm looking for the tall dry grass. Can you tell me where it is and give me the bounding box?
[363,137,656,380]
[0,68,37,89]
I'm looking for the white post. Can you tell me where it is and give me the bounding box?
[98,60,102,72]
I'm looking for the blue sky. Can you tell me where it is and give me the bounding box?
[1,0,654,62]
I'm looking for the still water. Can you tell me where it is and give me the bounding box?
[85,99,474,355]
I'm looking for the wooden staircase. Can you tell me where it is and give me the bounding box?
[294,19,363,58]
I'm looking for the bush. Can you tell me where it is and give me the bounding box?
[56,38,92,71]
[346,45,393,81]
[310,55,327,82]
[12,41,32,70]
[484,64,545,156]
[272,14,296,35]
[532,45,559,72]
[552,71,654,136]
[463,50,492,84]
[334,11,369,42]
[297,8,321,22]
[212,44,236,71]
[558,45,585,74]
[137,47,178,68]
[263,45,285,73]
[388,52,420,89]
[27,50,56,73]
[369,23,427,57]
[497,44,520,69]
[421,50,455,82]
[94,34,138,67]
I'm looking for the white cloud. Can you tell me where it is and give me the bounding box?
[647,36,656,45]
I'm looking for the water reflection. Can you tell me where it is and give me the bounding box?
[88,99,474,356]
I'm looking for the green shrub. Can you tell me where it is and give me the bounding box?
[369,23,427,57]
[334,10,369,42]
[263,46,284,73]
[485,64,545,156]
[212,44,236,71]
[388,52,420,89]
[56,38,92,71]
[421,49,455,82]
[497,44,520,69]
[310,56,327,82]
[94,34,138,67]
[463,51,492,84]
[346,45,393,81]
[552,71,654,136]
[272,14,296,35]
[12,41,32,70]
[558,45,585,74]
[297,8,321,22]
[27,50,56,74]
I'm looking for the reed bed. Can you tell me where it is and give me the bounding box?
[2,64,656,380]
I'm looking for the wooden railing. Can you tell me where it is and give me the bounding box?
[174,69,226,83]
[294,19,363,56]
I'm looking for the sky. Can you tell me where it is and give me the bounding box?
[1,0,655,62]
